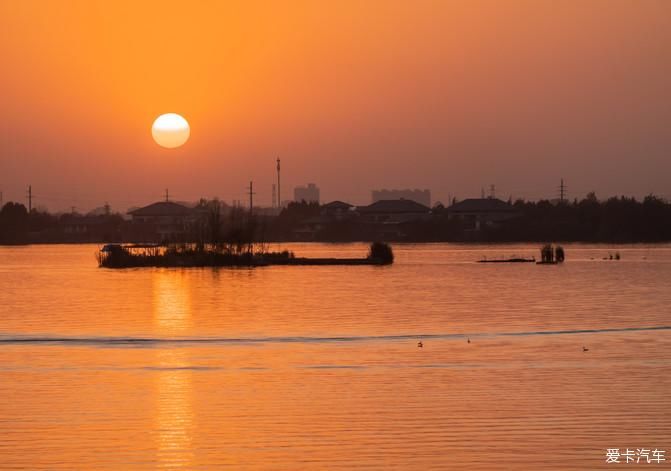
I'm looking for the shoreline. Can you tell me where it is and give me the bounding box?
[4,239,671,247]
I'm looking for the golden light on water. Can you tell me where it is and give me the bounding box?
[153,270,192,333]
[154,350,194,469]
[152,273,194,468]
[152,113,190,149]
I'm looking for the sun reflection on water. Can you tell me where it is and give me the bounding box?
[153,349,195,469]
[152,270,192,335]
[152,270,195,468]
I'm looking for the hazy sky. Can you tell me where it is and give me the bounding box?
[1,0,670,212]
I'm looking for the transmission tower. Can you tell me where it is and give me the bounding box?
[248,181,255,213]
[276,158,281,208]
[558,178,567,203]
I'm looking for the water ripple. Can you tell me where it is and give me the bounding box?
[0,325,668,347]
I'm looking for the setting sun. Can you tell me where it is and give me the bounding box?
[152,113,190,149]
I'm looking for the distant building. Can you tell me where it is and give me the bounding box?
[446,198,520,230]
[292,201,356,241]
[372,189,431,207]
[58,214,122,242]
[357,199,431,240]
[128,201,196,241]
[292,216,324,241]
[358,199,431,224]
[320,200,354,220]
[294,183,320,203]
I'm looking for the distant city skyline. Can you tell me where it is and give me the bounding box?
[1,176,669,215]
[294,183,320,204]
[1,1,670,212]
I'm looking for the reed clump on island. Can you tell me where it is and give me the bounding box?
[538,243,565,264]
[96,198,393,268]
[368,241,394,264]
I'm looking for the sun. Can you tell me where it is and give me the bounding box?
[152,113,190,148]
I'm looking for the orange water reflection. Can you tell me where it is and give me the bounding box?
[1,244,671,469]
[153,270,192,335]
[152,270,194,468]
[153,350,194,469]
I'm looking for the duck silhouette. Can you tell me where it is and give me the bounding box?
[467,338,471,344]
[417,341,423,348]
[582,346,589,352]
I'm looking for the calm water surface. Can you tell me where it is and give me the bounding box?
[0,243,669,469]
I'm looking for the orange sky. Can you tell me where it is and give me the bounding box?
[1,0,670,211]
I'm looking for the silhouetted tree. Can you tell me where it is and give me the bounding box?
[0,202,29,243]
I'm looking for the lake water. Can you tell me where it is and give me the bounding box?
[0,243,669,469]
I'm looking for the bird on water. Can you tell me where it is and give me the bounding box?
[582,346,589,352]
[417,341,423,348]
[467,338,471,344]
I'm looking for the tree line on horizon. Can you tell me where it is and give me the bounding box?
[1,193,670,244]
[482,193,671,243]
[269,193,671,243]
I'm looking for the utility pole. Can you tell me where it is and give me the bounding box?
[559,178,566,203]
[27,185,32,212]
[276,157,281,209]
[489,184,496,199]
[165,188,169,202]
[272,183,277,208]
[248,181,255,214]
[247,181,256,256]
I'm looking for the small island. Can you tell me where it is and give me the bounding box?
[94,200,394,268]
[97,241,394,268]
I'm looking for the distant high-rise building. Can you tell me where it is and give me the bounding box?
[372,189,431,207]
[294,183,320,203]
